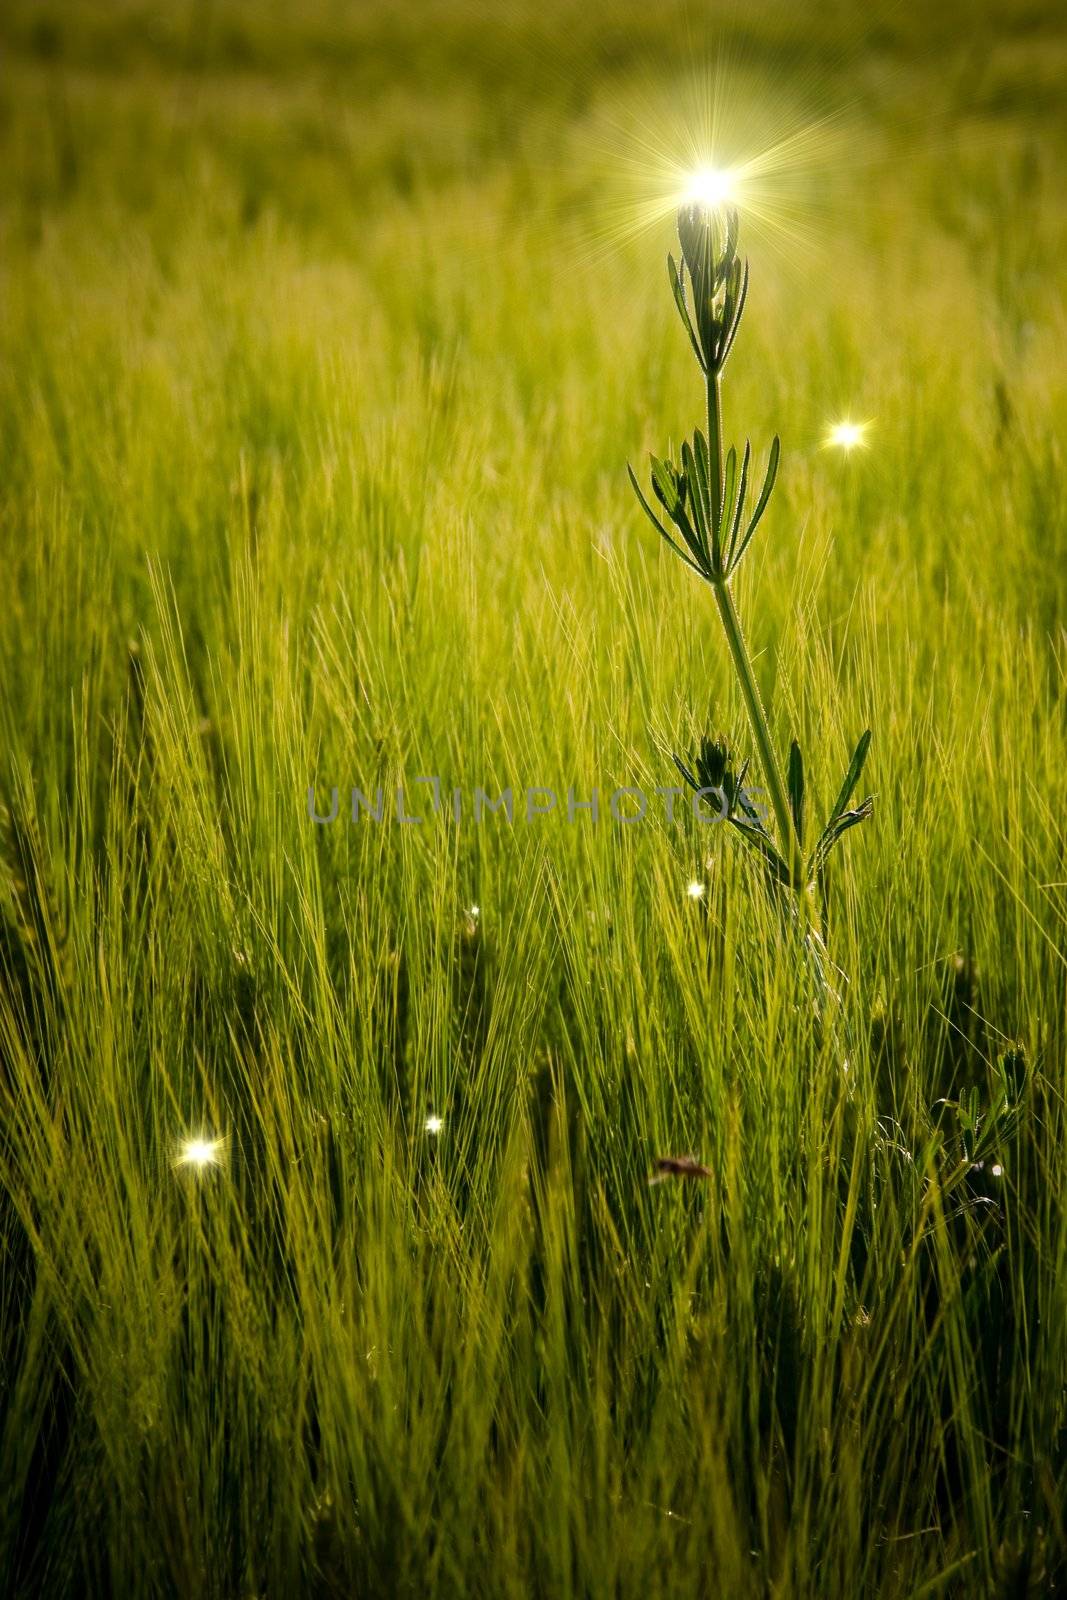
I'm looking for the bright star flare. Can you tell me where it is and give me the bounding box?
[570,48,850,267]
[175,1135,227,1171]
[681,165,739,211]
[824,419,872,451]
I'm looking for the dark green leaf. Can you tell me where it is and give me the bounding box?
[787,740,805,847]
[720,258,749,368]
[650,454,678,516]
[726,439,751,572]
[693,429,711,526]
[718,445,737,538]
[827,729,872,828]
[810,797,874,876]
[672,752,699,790]
[728,816,791,885]
[692,430,716,568]
[628,464,708,578]
[667,253,706,371]
[680,440,708,561]
[729,434,780,572]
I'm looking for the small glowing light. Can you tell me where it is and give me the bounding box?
[686,880,705,900]
[991,1163,1004,1178]
[175,1136,225,1171]
[824,420,871,451]
[469,905,479,920]
[425,1115,444,1135]
[682,166,737,212]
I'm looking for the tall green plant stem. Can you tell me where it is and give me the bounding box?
[706,370,805,896]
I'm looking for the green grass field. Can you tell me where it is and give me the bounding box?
[2,1,1066,1594]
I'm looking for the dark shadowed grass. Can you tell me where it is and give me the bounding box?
[1,0,1067,1595]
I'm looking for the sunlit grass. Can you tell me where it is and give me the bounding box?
[0,1,1065,1597]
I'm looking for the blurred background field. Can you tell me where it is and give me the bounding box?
[1,1,1066,1596]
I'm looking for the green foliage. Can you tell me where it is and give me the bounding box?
[632,200,872,931]
[1,1,1066,1596]
[632,427,781,582]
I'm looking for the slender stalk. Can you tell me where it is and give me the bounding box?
[706,371,803,893]
[631,200,873,1008]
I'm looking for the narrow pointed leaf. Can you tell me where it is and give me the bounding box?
[730,435,780,572]
[672,753,699,790]
[628,464,707,577]
[693,429,711,529]
[684,435,710,566]
[650,454,679,517]
[827,729,872,827]
[667,253,706,371]
[728,817,791,885]
[718,445,737,537]
[628,463,674,539]
[810,796,874,876]
[720,259,750,368]
[680,440,709,563]
[787,738,805,847]
[726,439,751,572]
